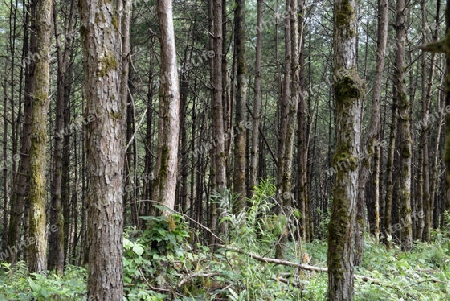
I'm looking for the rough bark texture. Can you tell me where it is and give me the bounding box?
[297,0,309,242]
[152,0,180,215]
[250,0,262,193]
[422,0,440,241]
[394,0,413,251]
[79,0,125,297]
[383,91,397,249]
[327,0,363,299]
[211,0,227,241]
[8,0,34,265]
[48,0,74,274]
[354,0,388,264]
[275,0,298,259]
[232,0,247,213]
[28,0,53,273]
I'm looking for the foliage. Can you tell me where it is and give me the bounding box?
[0,182,449,300]
[0,261,86,300]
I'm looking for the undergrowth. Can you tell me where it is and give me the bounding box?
[0,179,449,300]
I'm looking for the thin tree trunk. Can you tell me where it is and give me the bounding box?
[275,0,299,259]
[48,0,74,273]
[3,65,9,253]
[394,0,413,251]
[211,0,227,242]
[423,0,440,242]
[354,0,388,264]
[28,0,53,273]
[8,0,34,265]
[383,81,397,249]
[152,0,180,215]
[297,0,308,241]
[250,0,262,192]
[232,0,247,213]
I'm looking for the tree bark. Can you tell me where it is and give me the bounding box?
[48,0,75,274]
[79,0,125,297]
[354,0,388,265]
[297,0,309,242]
[152,0,180,215]
[275,0,299,259]
[27,0,53,273]
[394,0,413,251]
[232,0,247,213]
[327,0,363,299]
[8,0,34,265]
[210,0,227,242]
[250,0,263,193]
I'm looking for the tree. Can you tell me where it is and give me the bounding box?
[275,0,299,259]
[152,0,180,215]
[327,0,363,299]
[48,0,75,274]
[250,0,262,194]
[27,0,53,273]
[394,0,413,251]
[354,0,388,264]
[79,0,126,297]
[210,0,227,241]
[8,0,34,266]
[232,0,247,213]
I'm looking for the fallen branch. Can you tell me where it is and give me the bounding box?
[219,245,327,273]
[178,272,222,287]
[219,245,421,298]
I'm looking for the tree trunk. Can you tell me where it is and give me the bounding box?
[394,0,413,251]
[210,0,227,242]
[297,0,309,242]
[152,0,180,215]
[423,0,440,242]
[250,0,263,193]
[232,0,247,213]
[27,0,53,273]
[8,0,34,265]
[48,0,75,273]
[354,0,388,265]
[327,0,363,299]
[2,65,9,253]
[383,80,397,248]
[79,0,125,297]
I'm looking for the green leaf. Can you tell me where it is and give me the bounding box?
[133,244,144,256]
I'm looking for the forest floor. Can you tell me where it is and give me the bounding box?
[0,222,448,300]
[0,183,449,300]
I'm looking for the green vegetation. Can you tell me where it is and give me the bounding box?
[0,180,448,300]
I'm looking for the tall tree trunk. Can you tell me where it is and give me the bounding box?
[121,0,132,224]
[62,51,73,265]
[28,0,53,273]
[211,0,227,242]
[297,0,308,241]
[394,0,413,251]
[275,0,299,259]
[8,0,34,265]
[152,0,180,215]
[383,83,397,249]
[354,0,388,265]
[327,0,363,299]
[2,65,9,253]
[232,0,247,213]
[79,0,125,297]
[179,47,190,213]
[250,0,262,192]
[48,0,75,273]
[423,0,440,242]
